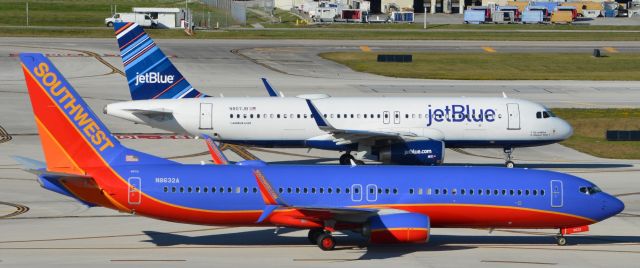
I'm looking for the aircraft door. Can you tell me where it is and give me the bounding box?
[199,103,213,129]
[366,184,378,202]
[394,111,401,124]
[351,184,363,202]
[550,180,563,207]
[507,103,521,130]
[128,177,141,205]
[383,111,390,124]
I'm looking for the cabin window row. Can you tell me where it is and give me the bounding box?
[163,186,259,194]
[409,188,546,196]
[229,113,496,120]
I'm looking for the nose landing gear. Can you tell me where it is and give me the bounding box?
[339,152,355,165]
[504,147,515,168]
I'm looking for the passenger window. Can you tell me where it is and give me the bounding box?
[405,114,409,119]
[435,189,440,195]
[426,188,432,195]
[442,189,447,195]
[533,189,538,195]
[195,187,200,193]
[297,114,301,118]
[494,189,499,195]
[502,189,507,195]
[510,190,515,195]
[219,187,224,193]
[517,189,522,195]
[541,189,545,196]
[320,188,324,194]
[243,114,247,119]
[163,186,168,192]
[311,188,316,194]
[486,189,491,195]
[345,188,350,194]
[478,189,483,195]
[253,187,257,193]
[283,114,288,119]
[354,187,359,194]
[409,188,414,194]
[180,187,184,193]
[228,187,232,193]
[337,114,341,118]
[350,114,354,118]
[230,114,234,118]
[451,188,457,195]
[211,187,216,193]
[384,188,389,194]
[278,187,283,193]
[327,187,333,194]
[250,114,254,119]
[393,188,398,194]
[525,190,530,195]
[377,114,381,118]
[418,188,423,195]
[461,189,465,195]
[303,188,308,194]
[287,187,292,193]
[295,187,300,194]
[379,188,383,194]
[243,187,248,193]
[364,114,368,118]
[257,114,261,118]
[204,187,208,193]
[277,114,281,118]
[336,188,341,194]
[172,186,176,193]
[469,189,474,195]
[343,114,347,118]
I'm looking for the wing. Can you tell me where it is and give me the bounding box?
[304,99,434,145]
[252,169,379,223]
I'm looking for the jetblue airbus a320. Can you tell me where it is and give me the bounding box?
[104,22,573,167]
[18,53,622,250]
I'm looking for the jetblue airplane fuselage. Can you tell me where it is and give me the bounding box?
[106,96,572,150]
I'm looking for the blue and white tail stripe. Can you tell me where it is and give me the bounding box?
[113,22,207,100]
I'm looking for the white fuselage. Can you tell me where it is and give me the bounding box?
[105,96,572,151]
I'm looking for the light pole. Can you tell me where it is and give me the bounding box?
[423,3,428,29]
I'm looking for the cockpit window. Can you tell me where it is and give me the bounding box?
[546,110,556,117]
[579,186,602,195]
[536,111,542,119]
[542,111,551,118]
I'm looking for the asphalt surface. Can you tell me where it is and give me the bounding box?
[0,38,638,267]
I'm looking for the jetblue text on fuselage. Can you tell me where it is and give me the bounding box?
[426,104,496,127]
[134,72,174,86]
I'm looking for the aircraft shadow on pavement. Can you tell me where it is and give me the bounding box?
[143,229,640,260]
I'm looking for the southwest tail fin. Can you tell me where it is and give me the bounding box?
[20,53,173,175]
[113,22,207,100]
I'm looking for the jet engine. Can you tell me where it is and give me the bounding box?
[375,140,444,165]
[363,213,430,244]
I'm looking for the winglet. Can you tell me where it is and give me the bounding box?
[201,135,229,165]
[305,99,333,130]
[253,169,286,206]
[261,78,278,97]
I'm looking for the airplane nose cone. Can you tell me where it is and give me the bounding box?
[608,196,625,217]
[557,119,573,140]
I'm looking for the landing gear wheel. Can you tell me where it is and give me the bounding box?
[317,233,336,251]
[107,22,113,27]
[308,228,324,244]
[556,236,567,246]
[339,153,355,165]
[503,147,515,168]
[355,160,365,165]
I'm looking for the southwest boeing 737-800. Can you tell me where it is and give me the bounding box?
[103,23,573,167]
[17,53,622,250]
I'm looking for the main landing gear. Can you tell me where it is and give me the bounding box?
[339,152,364,165]
[308,228,336,251]
[339,153,355,165]
[503,147,515,168]
[555,233,567,246]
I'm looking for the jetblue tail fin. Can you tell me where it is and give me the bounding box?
[114,22,207,100]
[20,53,173,175]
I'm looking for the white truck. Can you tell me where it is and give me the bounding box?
[105,13,158,28]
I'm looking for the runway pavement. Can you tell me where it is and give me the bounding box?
[0,38,639,267]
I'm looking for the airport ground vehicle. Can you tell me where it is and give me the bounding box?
[16,53,624,250]
[105,13,157,28]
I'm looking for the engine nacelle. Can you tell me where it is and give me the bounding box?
[363,213,430,244]
[376,140,444,165]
